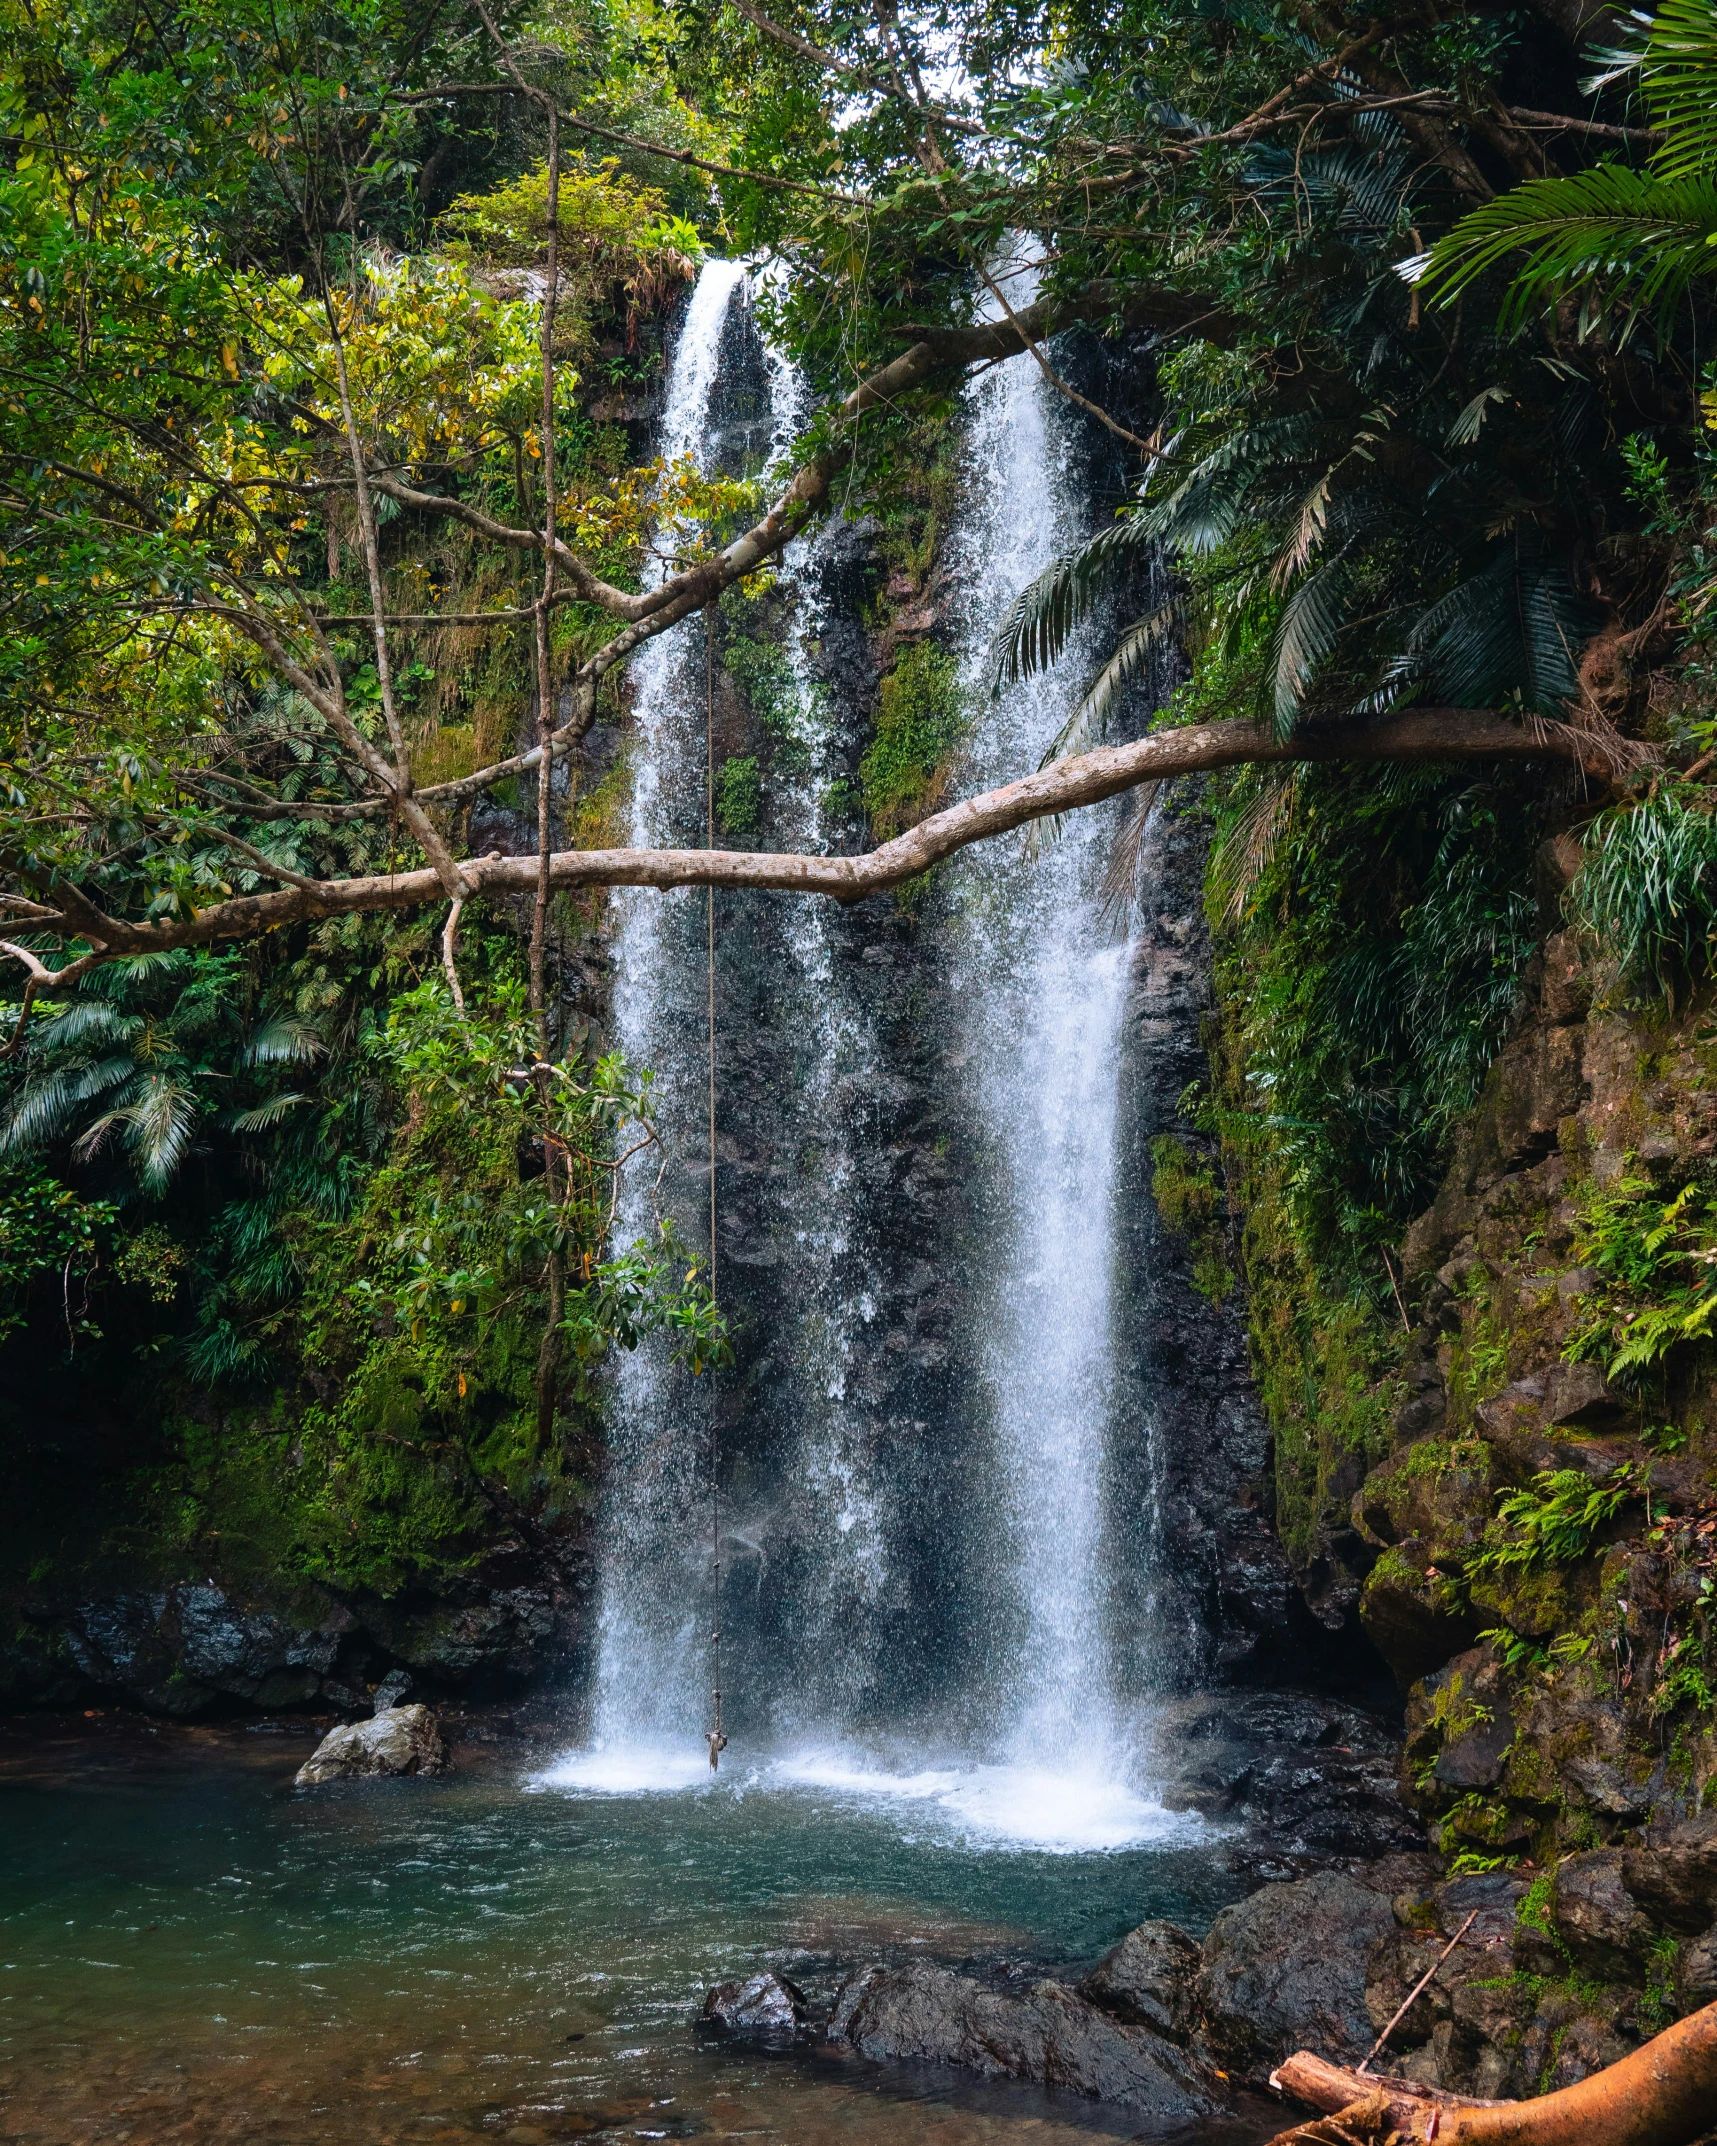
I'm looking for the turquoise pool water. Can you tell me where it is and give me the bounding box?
[0,1713,1271,2146]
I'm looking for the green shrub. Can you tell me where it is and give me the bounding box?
[716,754,763,840]
[860,641,965,838]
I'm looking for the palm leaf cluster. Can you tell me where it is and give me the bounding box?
[1,952,323,1195]
[1421,0,1717,321]
[994,125,1600,763]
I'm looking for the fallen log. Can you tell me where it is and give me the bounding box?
[1266,1999,1717,2145]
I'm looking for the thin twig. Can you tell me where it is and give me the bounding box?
[395,82,866,203]
[1357,1912,1477,2074]
[972,259,1155,455]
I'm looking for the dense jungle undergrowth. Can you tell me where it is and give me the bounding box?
[3,0,1717,1869]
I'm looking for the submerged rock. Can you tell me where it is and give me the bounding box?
[702,1972,807,2035]
[827,1961,1222,2121]
[294,1703,448,1785]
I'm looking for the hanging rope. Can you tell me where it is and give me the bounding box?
[704,602,727,1773]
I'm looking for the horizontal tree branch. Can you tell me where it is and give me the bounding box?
[4,711,1622,967]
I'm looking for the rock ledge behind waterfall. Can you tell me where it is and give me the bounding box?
[295,1703,448,1785]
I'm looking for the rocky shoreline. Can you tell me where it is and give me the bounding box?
[710,1812,1717,2123]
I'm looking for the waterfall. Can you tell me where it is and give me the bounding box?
[566,263,890,1781]
[940,283,1142,1791]
[573,259,751,1785]
[554,259,1184,1848]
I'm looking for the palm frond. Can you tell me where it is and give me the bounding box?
[1416,166,1717,325]
[1037,597,1184,768]
[122,1073,200,1191]
[70,1109,125,1166]
[239,1016,326,1067]
[1141,414,1330,557]
[1,1057,135,1149]
[1446,385,1507,446]
[989,517,1156,691]
[0,1067,85,1150]
[1269,558,1353,737]
[1099,782,1162,924]
[31,1001,137,1050]
[94,951,189,991]
[1407,548,1585,713]
[225,1094,312,1132]
[1209,771,1298,925]
[1641,0,1717,186]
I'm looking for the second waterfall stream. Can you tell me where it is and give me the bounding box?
[546,259,1183,1852]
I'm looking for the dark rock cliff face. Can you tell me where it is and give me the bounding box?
[1112,791,1326,1691]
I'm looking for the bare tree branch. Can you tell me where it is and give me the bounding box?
[5,712,1626,967]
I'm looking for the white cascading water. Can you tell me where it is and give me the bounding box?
[549,258,1184,1851]
[561,262,891,1785]
[569,258,750,1786]
[761,367,894,1732]
[941,266,1146,1819]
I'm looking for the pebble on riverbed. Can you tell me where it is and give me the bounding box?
[294,1703,449,1785]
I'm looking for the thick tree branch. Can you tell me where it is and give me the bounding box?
[0,941,110,1057]
[1269,1997,1717,2143]
[4,712,1623,964]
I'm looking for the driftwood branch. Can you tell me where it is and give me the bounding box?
[3,711,1620,968]
[1268,1995,1717,2145]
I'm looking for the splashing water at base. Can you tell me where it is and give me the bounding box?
[536,1740,1195,1856]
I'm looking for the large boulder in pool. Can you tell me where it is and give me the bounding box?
[295,1703,448,1785]
[828,1961,1223,2121]
[1194,1870,1395,2080]
[702,1972,807,2036]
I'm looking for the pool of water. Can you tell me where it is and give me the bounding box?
[0,1713,1276,2146]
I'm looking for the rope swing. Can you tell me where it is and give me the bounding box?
[703,602,728,1774]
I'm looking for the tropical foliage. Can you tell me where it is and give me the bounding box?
[6,0,1717,1628]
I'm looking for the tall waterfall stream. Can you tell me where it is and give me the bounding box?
[551,261,1183,1852]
